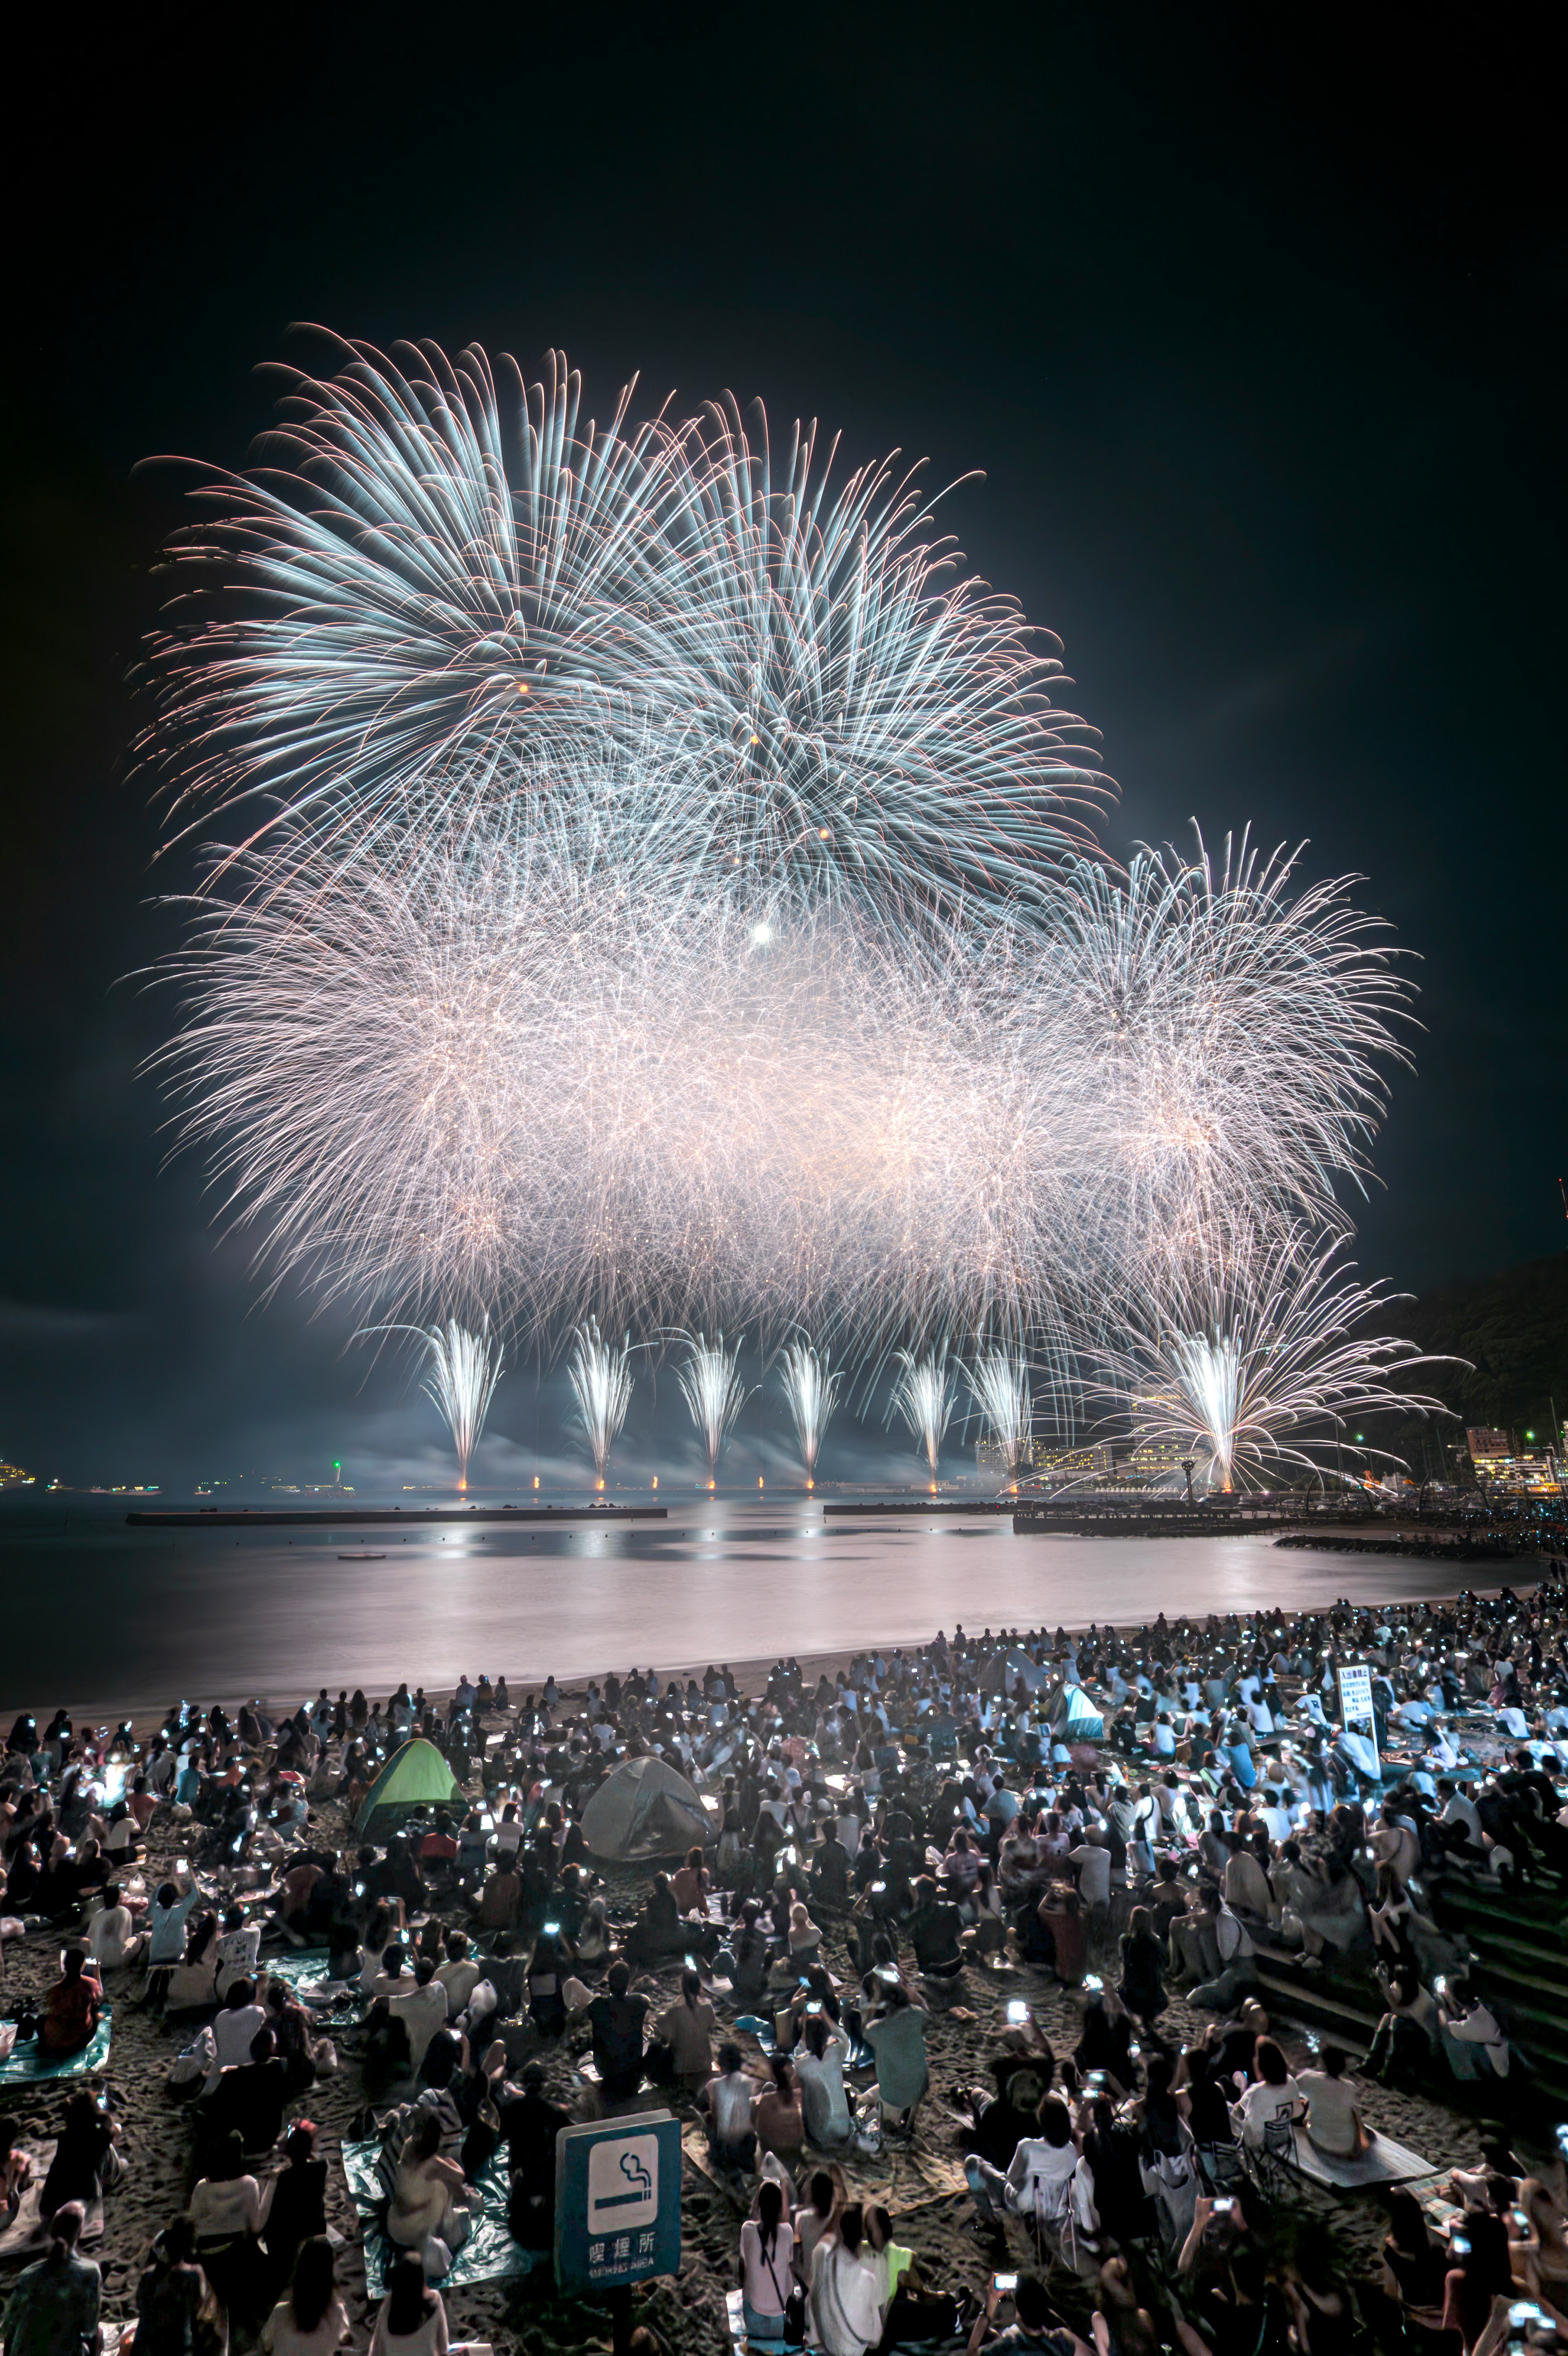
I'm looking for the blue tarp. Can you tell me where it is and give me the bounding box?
[0,2006,112,2087]
[341,2135,540,2297]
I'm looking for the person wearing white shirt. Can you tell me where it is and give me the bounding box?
[794,2014,854,2149]
[810,2207,891,2356]
[1440,1984,1509,2078]
[388,1970,449,2075]
[705,2047,756,2160]
[1068,1833,1111,1912]
[1438,1785,1483,1847]
[1232,2042,1304,2150]
[86,1884,144,1971]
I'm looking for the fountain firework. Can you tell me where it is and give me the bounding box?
[674,1330,748,1486]
[966,1345,1033,1481]
[1091,1229,1448,1493]
[567,1316,634,1486]
[415,1316,504,1490]
[889,1347,956,1479]
[138,337,1439,1448]
[777,1338,842,1486]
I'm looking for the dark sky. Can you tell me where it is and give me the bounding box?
[1,7,1562,1487]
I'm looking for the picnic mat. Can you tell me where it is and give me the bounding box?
[265,1950,367,2017]
[1290,2125,1435,2188]
[341,2136,539,2297]
[733,2015,875,2071]
[681,2119,966,2210]
[0,2008,112,2088]
[0,2141,106,2260]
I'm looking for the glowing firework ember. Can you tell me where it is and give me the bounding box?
[567,1316,634,1485]
[777,1338,841,1486]
[966,1345,1033,1479]
[1091,1230,1448,1493]
[674,1330,748,1484]
[889,1346,957,1477]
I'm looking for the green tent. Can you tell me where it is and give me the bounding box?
[355,1737,463,1841]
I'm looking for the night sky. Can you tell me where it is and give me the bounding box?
[2,10,1561,1488]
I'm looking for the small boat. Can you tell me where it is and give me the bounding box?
[337,1551,387,1560]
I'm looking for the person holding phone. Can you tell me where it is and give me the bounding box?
[963,2269,1090,2353]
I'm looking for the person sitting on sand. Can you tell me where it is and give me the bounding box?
[386,2112,471,2279]
[260,2234,350,2356]
[134,2219,215,2356]
[703,2044,757,2168]
[39,2093,118,2222]
[0,2202,101,2356]
[39,1947,101,2059]
[369,2252,448,2356]
[86,1882,145,1973]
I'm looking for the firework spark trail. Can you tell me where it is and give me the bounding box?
[567,1316,634,1483]
[889,1346,957,1477]
[140,337,1108,934]
[777,1338,842,1485]
[408,1316,504,1490]
[137,337,1441,1447]
[965,1344,1033,1477]
[674,1330,748,1484]
[1089,1228,1449,1493]
[149,814,1410,1358]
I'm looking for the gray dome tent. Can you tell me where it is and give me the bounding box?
[580,1754,714,1862]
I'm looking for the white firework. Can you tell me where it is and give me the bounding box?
[416,1316,504,1491]
[138,335,1436,1454]
[966,1345,1033,1479]
[567,1316,634,1486]
[889,1346,957,1478]
[1091,1229,1451,1493]
[777,1337,842,1486]
[673,1330,748,1485]
[141,337,1107,934]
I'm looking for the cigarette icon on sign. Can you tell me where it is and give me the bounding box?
[587,2132,659,2229]
[596,2152,653,2207]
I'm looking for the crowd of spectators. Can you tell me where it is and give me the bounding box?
[4,1564,1568,2353]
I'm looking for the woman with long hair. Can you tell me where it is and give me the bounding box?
[754,2055,806,2159]
[369,2252,448,2356]
[386,2111,471,2278]
[809,2202,883,2356]
[738,2177,796,2344]
[261,2238,350,2356]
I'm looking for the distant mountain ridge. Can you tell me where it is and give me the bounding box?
[1396,1254,1568,1436]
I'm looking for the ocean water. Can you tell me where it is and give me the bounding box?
[0,1495,1498,1721]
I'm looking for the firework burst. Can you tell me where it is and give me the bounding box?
[1091,1229,1448,1493]
[138,337,1439,1453]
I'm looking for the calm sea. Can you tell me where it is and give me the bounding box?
[0,1494,1504,1721]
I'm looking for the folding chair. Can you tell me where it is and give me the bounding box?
[1250,2111,1298,2198]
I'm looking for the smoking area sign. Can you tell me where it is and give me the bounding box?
[554,2113,682,2293]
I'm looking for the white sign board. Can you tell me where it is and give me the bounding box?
[1336,1664,1380,1774]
